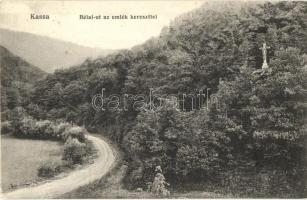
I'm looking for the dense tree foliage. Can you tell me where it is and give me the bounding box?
[0,46,46,120]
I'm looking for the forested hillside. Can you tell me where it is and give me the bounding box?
[7,1,307,197]
[0,46,46,120]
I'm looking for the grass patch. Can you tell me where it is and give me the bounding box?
[1,133,98,193]
[1,134,62,192]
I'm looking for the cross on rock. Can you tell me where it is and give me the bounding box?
[260,42,270,69]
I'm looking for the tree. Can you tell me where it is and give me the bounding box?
[212,47,307,195]
[150,166,170,197]
[6,87,21,109]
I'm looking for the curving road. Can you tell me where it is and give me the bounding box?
[2,135,115,199]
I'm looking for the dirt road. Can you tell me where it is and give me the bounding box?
[2,135,115,199]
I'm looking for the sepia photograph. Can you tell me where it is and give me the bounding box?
[0,0,306,198]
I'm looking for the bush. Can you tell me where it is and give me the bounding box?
[62,137,87,165]
[63,126,86,143]
[10,114,86,143]
[1,121,13,134]
[53,122,72,140]
[19,116,36,137]
[35,120,52,139]
[38,160,63,178]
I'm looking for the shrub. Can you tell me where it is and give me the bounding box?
[9,114,86,143]
[38,160,63,178]
[35,120,52,139]
[62,137,87,165]
[63,126,86,142]
[53,122,72,140]
[1,121,13,134]
[45,122,56,138]
[19,116,36,137]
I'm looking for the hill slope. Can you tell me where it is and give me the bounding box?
[0,28,114,73]
[0,46,47,119]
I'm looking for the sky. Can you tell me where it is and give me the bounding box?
[0,0,204,49]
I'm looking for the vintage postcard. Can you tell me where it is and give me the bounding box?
[0,0,306,199]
